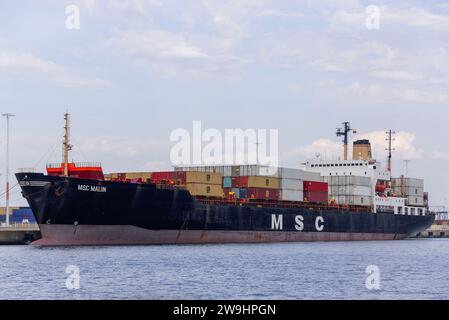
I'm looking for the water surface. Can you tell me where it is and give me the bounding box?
[0,239,448,300]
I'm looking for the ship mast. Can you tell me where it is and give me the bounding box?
[386,129,396,174]
[63,112,73,176]
[336,122,352,161]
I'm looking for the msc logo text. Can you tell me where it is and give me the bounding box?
[271,214,324,232]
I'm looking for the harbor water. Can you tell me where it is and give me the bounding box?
[0,239,448,300]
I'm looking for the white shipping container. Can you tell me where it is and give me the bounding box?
[325,175,371,187]
[280,189,304,202]
[302,171,321,182]
[351,186,372,196]
[231,165,280,177]
[279,168,303,179]
[350,196,371,206]
[393,186,424,197]
[335,195,372,206]
[406,196,424,206]
[392,177,424,189]
[280,178,303,190]
[337,196,346,205]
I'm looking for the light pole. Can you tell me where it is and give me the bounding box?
[2,113,15,227]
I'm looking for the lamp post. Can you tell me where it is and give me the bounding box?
[2,113,15,227]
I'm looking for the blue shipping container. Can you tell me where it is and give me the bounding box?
[231,188,240,198]
[223,177,232,188]
[0,207,36,224]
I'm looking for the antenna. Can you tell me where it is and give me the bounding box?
[63,112,73,176]
[336,122,352,160]
[385,130,396,174]
[404,159,411,177]
[254,136,261,165]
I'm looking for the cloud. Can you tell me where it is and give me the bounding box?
[76,137,166,158]
[0,52,111,88]
[353,130,423,160]
[285,130,423,162]
[283,138,342,161]
[104,29,249,79]
[328,5,449,32]
[430,151,449,161]
[332,82,449,104]
[105,30,208,60]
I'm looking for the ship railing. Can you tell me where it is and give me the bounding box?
[195,197,371,213]
[17,168,36,173]
[46,162,102,168]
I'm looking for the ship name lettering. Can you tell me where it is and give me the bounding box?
[78,185,107,193]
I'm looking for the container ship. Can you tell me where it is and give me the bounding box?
[15,114,434,246]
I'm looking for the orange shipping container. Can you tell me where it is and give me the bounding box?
[186,183,224,198]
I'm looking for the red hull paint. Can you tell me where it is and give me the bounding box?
[33,224,406,246]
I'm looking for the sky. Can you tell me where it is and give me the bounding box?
[0,0,449,209]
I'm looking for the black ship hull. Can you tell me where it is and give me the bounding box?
[16,173,435,246]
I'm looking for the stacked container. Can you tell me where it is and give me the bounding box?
[151,171,224,198]
[0,207,36,224]
[231,176,280,189]
[391,176,424,206]
[303,181,328,204]
[245,188,280,201]
[278,168,303,202]
[322,175,372,206]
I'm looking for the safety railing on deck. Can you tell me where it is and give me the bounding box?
[194,196,371,213]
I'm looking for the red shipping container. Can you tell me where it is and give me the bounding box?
[303,181,328,193]
[304,191,328,204]
[246,187,279,201]
[231,176,248,188]
[151,171,186,185]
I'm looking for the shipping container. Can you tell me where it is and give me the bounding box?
[0,207,36,224]
[303,181,328,193]
[303,191,328,204]
[185,171,222,185]
[223,188,234,198]
[232,176,280,189]
[231,188,240,198]
[392,177,424,189]
[230,165,279,177]
[151,171,180,183]
[280,178,303,190]
[333,185,371,196]
[223,176,232,188]
[151,171,222,186]
[302,171,322,182]
[325,175,371,187]
[405,196,424,206]
[186,183,224,198]
[245,187,280,201]
[336,195,371,206]
[0,207,19,215]
[280,189,304,202]
[175,166,232,176]
[122,172,152,180]
[279,168,303,180]
[393,186,424,197]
